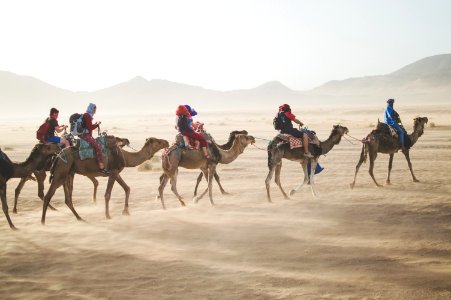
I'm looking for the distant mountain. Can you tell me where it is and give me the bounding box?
[0,53,450,116]
[307,54,451,103]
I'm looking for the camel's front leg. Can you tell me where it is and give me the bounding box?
[13,177,27,214]
[104,174,117,219]
[290,160,309,196]
[170,169,186,207]
[193,172,203,197]
[386,153,394,185]
[42,176,65,225]
[402,150,419,182]
[63,177,83,222]
[265,164,276,203]
[194,168,210,203]
[274,162,289,199]
[207,165,216,206]
[114,173,130,215]
[1,183,16,230]
[309,160,318,197]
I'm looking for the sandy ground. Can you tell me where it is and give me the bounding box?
[0,105,450,299]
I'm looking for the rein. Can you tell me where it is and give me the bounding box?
[344,133,364,145]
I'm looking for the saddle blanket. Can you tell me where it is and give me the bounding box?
[277,132,320,149]
[78,136,108,161]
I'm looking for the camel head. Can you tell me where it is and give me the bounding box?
[413,117,428,137]
[333,125,349,136]
[229,130,248,140]
[145,137,170,152]
[236,134,255,146]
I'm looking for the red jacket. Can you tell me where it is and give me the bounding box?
[83,113,99,135]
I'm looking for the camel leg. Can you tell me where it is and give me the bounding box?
[88,176,99,203]
[265,165,276,203]
[403,150,419,182]
[104,174,116,219]
[1,183,16,230]
[113,173,131,215]
[42,177,66,225]
[62,178,83,222]
[309,160,318,197]
[368,153,382,187]
[157,173,170,209]
[350,145,366,189]
[193,172,203,197]
[274,162,289,199]
[169,169,186,207]
[214,171,228,195]
[207,165,216,206]
[290,161,309,196]
[386,154,394,185]
[35,171,57,211]
[13,177,27,214]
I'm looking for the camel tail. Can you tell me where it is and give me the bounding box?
[361,143,368,164]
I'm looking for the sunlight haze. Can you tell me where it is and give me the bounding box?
[1,0,450,92]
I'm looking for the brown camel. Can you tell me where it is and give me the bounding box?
[41,137,168,224]
[265,125,349,202]
[350,117,428,188]
[192,129,248,196]
[0,143,61,229]
[158,133,255,209]
[13,137,131,213]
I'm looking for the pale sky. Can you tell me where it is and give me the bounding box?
[0,0,450,92]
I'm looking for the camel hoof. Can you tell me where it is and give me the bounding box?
[349,183,355,189]
[106,215,112,220]
[122,210,130,216]
[385,181,391,185]
[413,179,420,183]
[155,195,161,200]
[221,191,230,195]
[376,184,383,188]
[289,190,296,196]
[13,209,17,214]
[49,205,57,211]
[192,197,199,204]
[10,225,18,230]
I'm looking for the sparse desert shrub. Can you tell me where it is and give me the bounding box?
[3,146,14,151]
[137,156,162,172]
[428,122,436,128]
[369,123,375,128]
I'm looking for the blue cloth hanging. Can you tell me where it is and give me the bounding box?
[307,161,324,176]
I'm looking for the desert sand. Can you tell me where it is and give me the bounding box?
[0,105,450,299]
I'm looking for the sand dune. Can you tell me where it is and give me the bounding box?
[0,105,450,299]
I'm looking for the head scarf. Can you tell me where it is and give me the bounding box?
[184,104,197,116]
[387,98,395,106]
[176,105,191,117]
[279,104,291,112]
[86,103,97,117]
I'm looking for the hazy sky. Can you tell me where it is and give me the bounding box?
[1,0,450,92]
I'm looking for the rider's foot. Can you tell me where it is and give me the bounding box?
[304,152,314,158]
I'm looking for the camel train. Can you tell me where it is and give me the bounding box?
[0,102,428,229]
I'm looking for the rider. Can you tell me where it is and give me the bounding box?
[277,104,313,158]
[45,108,70,147]
[383,98,405,151]
[79,103,108,174]
[175,105,210,159]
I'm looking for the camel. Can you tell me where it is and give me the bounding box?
[191,129,248,196]
[0,143,62,229]
[13,137,131,213]
[350,117,428,188]
[41,137,169,224]
[157,133,255,209]
[265,125,349,202]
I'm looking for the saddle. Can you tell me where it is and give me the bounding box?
[277,131,320,149]
[76,136,118,165]
[370,122,411,149]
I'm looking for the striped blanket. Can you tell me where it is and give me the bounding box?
[277,132,320,149]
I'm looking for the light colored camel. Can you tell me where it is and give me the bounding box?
[192,129,248,196]
[0,143,61,229]
[41,137,168,224]
[157,134,255,209]
[13,137,131,213]
[350,117,428,188]
[265,125,349,202]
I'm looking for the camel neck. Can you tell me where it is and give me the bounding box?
[218,138,247,164]
[12,154,46,178]
[408,124,424,146]
[121,144,154,167]
[319,130,343,155]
